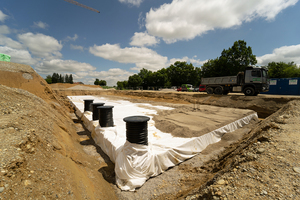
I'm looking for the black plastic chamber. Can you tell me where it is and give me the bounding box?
[123,116,150,145]
[91,103,105,120]
[84,99,94,112]
[98,106,114,127]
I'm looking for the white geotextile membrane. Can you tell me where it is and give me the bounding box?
[68,95,258,191]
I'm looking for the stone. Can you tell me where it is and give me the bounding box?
[257,148,265,154]
[217,179,226,185]
[293,167,300,174]
[261,190,268,195]
[24,180,31,186]
[0,187,4,193]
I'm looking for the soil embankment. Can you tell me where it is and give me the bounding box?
[0,61,117,199]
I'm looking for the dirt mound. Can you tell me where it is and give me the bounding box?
[0,62,116,199]
[0,61,60,104]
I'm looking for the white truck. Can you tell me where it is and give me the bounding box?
[201,66,269,96]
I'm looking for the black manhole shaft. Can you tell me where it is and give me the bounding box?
[123,116,150,145]
[98,106,114,127]
[84,99,94,112]
[92,103,105,120]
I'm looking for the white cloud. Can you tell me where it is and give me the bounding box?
[169,56,207,67]
[138,12,145,29]
[145,0,298,43]
[0,25,10,34]
[35,59,96,74]
[257,44,300,66]
[75,71,89,78]
[130,32,160,47]
[0,46,37,65]
[88,68,133,86]
[0,35,23,49]
[0,10,8,22]
[66,34,78,41]
[119,0,144,7]
[17,32,63,59]
[89,43,168,71]
[70,44,84,51]
[33,21,49,29]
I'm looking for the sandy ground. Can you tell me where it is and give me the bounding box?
[1,61,300,200]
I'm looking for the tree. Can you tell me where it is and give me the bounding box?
[45,75,52,84]
[202,40,257,77]
[267,62,300,78]
[138,68,152,89]
[117,80,128,90]
[59,74,64,83]
[166,61,200,86]
[69,74,73,84]
[94,78,100,85]
[51,73,59,83]
[65,74,69,83]
[128,74,143,88]
[220,40,257,75]
[99,80,107,86]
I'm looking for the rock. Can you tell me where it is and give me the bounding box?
[293,167,300,173]
[24,180,31,186]
[217,179,226,185]
[257,148,265,154]
[0,187,4,193]
[261,190,268,195]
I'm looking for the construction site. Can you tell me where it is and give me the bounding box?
[1,61,300,200]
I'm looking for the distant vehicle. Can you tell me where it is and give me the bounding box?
[201,66,269,96]
[199,84,206,92]
[181,84,195,92]
[177,87,182,91]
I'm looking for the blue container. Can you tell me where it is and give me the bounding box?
[262,78,300,95]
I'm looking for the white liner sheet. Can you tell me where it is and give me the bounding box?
[68,95,258,191]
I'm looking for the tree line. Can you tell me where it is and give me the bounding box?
[117,40,300,90]
[45,73,73,84]
[94,79,107,86]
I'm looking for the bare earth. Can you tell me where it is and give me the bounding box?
[1,61,300,200]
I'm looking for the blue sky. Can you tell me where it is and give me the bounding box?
[1,0,300,86]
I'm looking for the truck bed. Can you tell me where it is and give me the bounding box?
[201,76,237,85]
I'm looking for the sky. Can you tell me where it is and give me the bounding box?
[0,0,300,86]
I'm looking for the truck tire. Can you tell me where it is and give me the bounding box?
[244,87,255,96]
[214,86,223,95]
[206,87,214,94]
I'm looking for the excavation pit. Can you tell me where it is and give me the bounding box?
[68,95,258,192]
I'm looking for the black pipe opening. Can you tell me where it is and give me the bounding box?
[123,116,150,145]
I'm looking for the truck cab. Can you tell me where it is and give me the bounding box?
[243,67,269,95]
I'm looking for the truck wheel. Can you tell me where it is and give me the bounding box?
[214,86,223,95]
[206,87,214,94]
[244,87,255,96]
